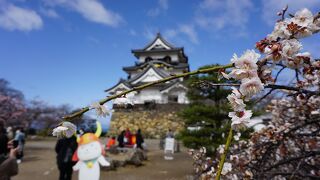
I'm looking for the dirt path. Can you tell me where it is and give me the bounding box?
[12,138,193,180]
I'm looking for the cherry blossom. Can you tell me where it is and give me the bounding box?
[189,7,320,179]
[239,77,264,98]
[223,50,260,80]
[233,132,241,141]
[267,21,291,41]
[52,126,68,137]
[52,121,77,138]
[227,88,245,111]
[280,39,302,59]
[229,110,252,130]
[90,102,109,117]
[231,50,260,70]
[221,162,232,175]
[292,8,314,27]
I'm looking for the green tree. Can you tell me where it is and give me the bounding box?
[179,65,231,154]
[179,65,253,155]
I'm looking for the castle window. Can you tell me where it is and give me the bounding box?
[145,57,152,62]
[168,95,178,103]
[144,100,156,109]
[164,56,171,63]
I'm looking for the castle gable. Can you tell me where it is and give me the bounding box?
[145,37,172,50]
[160,81,188,93]
[105,79,131,94]
[130,66,169,85]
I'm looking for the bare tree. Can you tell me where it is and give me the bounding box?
[0,79,26,126]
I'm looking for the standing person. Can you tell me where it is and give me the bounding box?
[13,128,25,164]
[6,127,14,141]
[117,131,125,148]
[0,120,9,157]
[135,129,144,150]
[124,128,132,145]
[55,135,77,180]
[166,129,174,138]
[106,136,116,149]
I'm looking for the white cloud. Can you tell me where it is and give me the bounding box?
[0,4,43,31]
[165,24,199,44]
[261,0,320,25]
[147,0,168,17]
[43,0,123,27]
[179,25,199,44]
[164,29,178,39]
[195,0,254,31]
[40,8,59,18]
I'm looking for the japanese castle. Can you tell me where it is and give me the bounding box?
[105,33,190,106]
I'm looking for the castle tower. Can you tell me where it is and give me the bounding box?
[106,33,189,137]
[105,33,190,107]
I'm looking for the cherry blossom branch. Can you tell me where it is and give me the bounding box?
[279,5,288,21]
[274,66,286,82]
[201,83,241,86]
[215,127,233,180]
[192,81,319,96]
[265,171,320,179]
[295,69,300,82]
[265,84,319,95]
[255,66,286,103]
[264,151,320,172]
[255,89,275,103]
[252,118,320,177]
[62,64,233,120]
[197,81,240,87]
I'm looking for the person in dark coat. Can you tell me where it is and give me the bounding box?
[0,120,8,156]
[0,120,17,180]
[55,136,77,180]
[117,130,125,148]
[135,129,144,150]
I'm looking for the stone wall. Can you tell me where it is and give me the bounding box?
[108,104,186,138]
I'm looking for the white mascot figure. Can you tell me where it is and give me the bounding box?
[72,121,110,180]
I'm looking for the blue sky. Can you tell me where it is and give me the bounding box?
[0,0,319,111]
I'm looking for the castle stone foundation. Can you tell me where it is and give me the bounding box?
[108,104,186,138]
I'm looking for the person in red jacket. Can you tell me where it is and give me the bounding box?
[124,128,132,145]
[106,136,116,149]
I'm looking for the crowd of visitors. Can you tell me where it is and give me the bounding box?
[1,119,147,180]
[111,128,144,150]
[54,125,146,180]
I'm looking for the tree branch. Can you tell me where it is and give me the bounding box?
[274,66,286,82]
[255,66,286,103]
[62,64,234,120]
[265,84,319,96]
[264,151,320,172]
